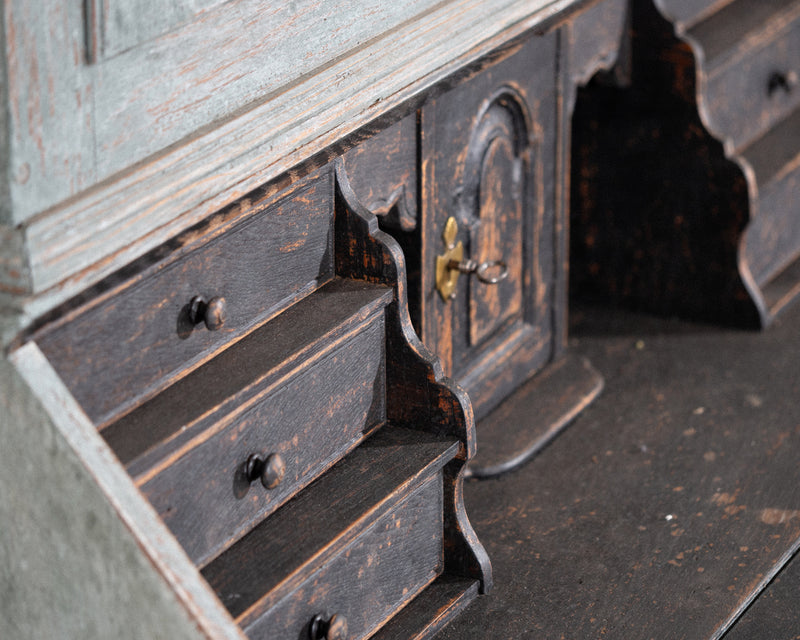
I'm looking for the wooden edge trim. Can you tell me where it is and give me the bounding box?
[9,342,246,640]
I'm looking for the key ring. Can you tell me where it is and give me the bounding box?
[447,258,509,285]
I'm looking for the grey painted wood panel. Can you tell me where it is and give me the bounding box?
[91,0,228,60]
[94,0,438,183]
[3,343,244,640]
[653,0,731,30]
[3,0,95,225]
[2,0,578,312]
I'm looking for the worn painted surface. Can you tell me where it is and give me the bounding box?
[1,345,244,640]
[1,0,582,311]
[420,31,559,421]
[140,293,388,566]
[341,114,418,232]
[1,151,493,637]
[335,164,493,596]
[724,547,800,639]
[245,476,442,639]
[35,169,335,427]
[666,0,800,323]
[466,353,603,478]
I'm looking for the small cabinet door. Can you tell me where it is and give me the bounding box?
[420,31,561,419]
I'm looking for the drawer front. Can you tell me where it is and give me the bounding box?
[38,171,335,426]
[243,474,443,640]
[142,313,387,566]
[703,14,800,150]
[744,163,800,286]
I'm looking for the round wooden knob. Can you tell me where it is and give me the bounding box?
[309,613,347,640]
[188,295,227,331]
[768,70,798,96]
[244,452,285,490]
[326,614,347,640]
[203,296,227,330]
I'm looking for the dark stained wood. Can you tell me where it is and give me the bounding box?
[571,0,800,326]
[741,106,800,288]
[743,105,800,189]
[570,0,761,328]
[695,2,800,152]
[567,0,630,88]
[243,475,442,640]
[437,301,800,639]
[746,162,800,289]
[341,114,418,232]
[466,353,603,478]
[573,0,800,326]
[685,0,799,69]
[36,169,336,426]
[201,427,457,618]
[419,31,560,421]
[104,278,392,472]
[760,251,800,317]
[371,577,480,640]
[334,164,493,594]
[141,305,388,566]
[724,550,800,640]
[558,0,631,373]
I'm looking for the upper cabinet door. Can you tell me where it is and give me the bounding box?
[420,32,560,419]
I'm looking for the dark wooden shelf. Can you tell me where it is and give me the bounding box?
[466,353,603,478]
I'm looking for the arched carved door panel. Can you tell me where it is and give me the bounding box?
[420,32,560,420]
[461,91,528,349]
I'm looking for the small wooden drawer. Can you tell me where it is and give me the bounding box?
[37,171,335,427]
[144,313,386,565]
[701,10,800,150]
[103,279,393,566]
[743,156,800,286]
[242,474,443,640]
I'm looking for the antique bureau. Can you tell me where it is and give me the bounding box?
[6,0,796,637]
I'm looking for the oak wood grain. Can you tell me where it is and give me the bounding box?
[103,278,391,472]
[36,170,335,427]
[142,306,388,566]
[201,427,457,620]
[242,475,443,640]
